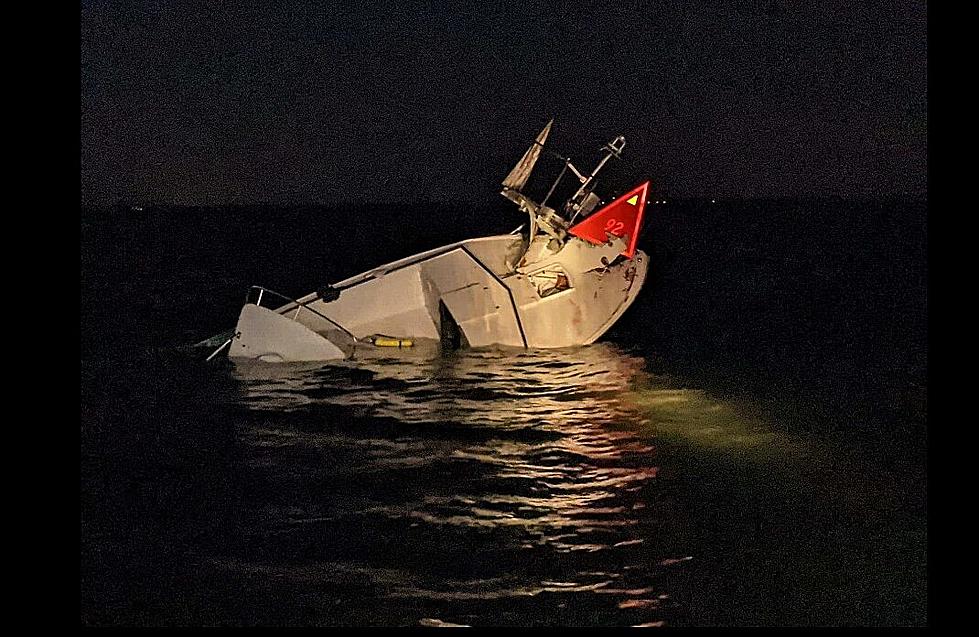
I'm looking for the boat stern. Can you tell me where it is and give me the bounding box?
[229,303,347,363]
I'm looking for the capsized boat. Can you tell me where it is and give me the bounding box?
[206,121,652,363]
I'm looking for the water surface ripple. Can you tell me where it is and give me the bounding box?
[224,344,687,626]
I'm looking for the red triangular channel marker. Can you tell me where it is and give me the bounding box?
[569,181,650,258]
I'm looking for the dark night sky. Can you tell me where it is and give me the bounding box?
[80,0,927,206]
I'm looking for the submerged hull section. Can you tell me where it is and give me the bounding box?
[229,233,648,362]
[230,304,347,362]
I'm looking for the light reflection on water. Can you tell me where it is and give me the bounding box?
[223,343,793,626]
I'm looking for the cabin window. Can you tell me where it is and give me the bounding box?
[528,266,572,298]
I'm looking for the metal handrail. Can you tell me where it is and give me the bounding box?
[246,285,356,342]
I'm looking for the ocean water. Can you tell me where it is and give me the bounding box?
[80,199,927,626]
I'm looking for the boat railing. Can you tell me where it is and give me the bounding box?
[245,286,356,342]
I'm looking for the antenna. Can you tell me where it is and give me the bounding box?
[567,135,626,223]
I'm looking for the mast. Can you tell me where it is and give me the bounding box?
[500,119,553,243]
[499,121,628,244]
[502,119,552,193]
[567,135,626,223]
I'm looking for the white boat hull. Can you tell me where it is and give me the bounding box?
[229,233,648,362]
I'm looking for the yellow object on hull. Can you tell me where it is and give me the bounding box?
[370,336,414,348]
